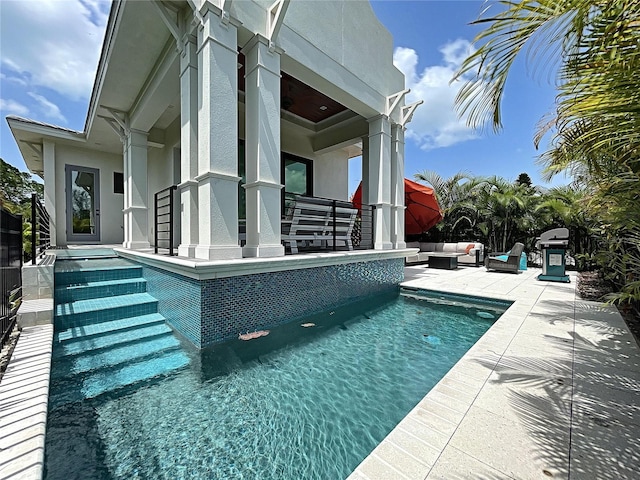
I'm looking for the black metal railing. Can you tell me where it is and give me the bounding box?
[154,185,178,256]
[352,204,374,250]
[1,207,22,349]
[280,195,375,254]
[30,193,51,265]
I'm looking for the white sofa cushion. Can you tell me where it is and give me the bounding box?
[443,243,458,253]
[420,242,437,252]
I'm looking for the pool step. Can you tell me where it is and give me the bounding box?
[49,349,190,408]
[51,257,190,408]
[55,262,143,286]
[55,312,166,343]
[53,321,175,359]
[52,332,183,377]
[55,292,159,329]
[81,350,189,398]
[55,277,148,303]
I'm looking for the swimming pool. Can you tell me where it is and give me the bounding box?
[44,289,510,479]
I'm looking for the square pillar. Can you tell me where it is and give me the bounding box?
[195,5,242,260]
[42,141,57,246]
[361,136,369,205]
[241,34,285,258]
[178,31,199,258]
[123,129,150,250]
[391,124,406,249]
[367,115,393,250]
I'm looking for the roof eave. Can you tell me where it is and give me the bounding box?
[84,0,124,136]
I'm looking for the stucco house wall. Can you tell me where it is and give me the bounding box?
[53,145,124,246]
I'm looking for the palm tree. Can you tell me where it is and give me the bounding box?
[414,170,482,241]
[536,185,597,266]
[454,0,640,303]
[474,176,539,253]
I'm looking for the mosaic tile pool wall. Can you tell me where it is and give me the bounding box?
[142,258,404,348]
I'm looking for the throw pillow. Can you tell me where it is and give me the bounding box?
[465,243,475,254]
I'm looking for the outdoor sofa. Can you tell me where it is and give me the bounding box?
[406,242,485,267]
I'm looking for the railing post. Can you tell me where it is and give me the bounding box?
[332,200,337,252]
[169,185,177,256]
[31,193,37,265]
[152,185,177,256]
[154,191,159,254]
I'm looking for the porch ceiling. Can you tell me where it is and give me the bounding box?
[87,0,178,154]
[79,1,365,156]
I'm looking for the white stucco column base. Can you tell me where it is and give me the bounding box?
[178,180,198,258]
[194,5,242,261]
[367,115,393,250]
[241,35,285,259]
[194,173,242,260]
[391,206,406,249]
[242,182,285,258]
[373,204,393,250]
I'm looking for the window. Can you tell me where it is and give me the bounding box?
[282,153,313,215]
[237,146,313,218]
[113,172,124,194]
[283,156,313,196]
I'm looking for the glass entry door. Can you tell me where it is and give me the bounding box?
[66,165,100,242]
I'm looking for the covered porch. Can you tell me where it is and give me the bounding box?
[10,0,420,261]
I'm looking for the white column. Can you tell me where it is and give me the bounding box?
[42,141,57,246]
[122,137,129,246]
[361,136,369,204]
[178,31,199,258]
[123,129,150,250]
[241,34,284,258]
[195,5,242,260]
[367,115,393,250]
[391,123,406,249]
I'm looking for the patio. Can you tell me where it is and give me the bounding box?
[350,265,640,480]
[1,263,638,479]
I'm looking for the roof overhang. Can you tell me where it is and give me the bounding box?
[7,116,86,176]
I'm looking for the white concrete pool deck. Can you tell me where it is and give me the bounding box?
[349,265,640,480]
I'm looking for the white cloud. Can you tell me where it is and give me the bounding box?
[0,98,30,117]
[0,0,110,101]
[0,72,28,87]
[28,92,67,123]
[394,40,480,151]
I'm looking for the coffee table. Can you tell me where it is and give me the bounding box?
[427,253,465,270]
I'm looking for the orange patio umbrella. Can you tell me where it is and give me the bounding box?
[352,178,443,236]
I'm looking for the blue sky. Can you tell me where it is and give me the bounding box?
[0,0,566,192]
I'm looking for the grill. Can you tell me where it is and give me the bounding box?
[536,228,570,283]
[536,228,569,249]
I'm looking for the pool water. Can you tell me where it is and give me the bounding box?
[45,289,509,480]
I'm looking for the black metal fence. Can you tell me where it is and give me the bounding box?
[1,207,22,349]
[30,193,51,265]
[154,185,178,256]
